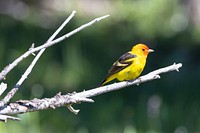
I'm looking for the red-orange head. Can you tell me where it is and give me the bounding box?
[131,43,154,57]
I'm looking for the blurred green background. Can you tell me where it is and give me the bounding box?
[0,0,200,132]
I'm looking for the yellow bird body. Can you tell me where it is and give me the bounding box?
[99,44,153,86]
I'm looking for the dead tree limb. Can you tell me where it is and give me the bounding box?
[0,63,182,115]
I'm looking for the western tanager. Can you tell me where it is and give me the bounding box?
[99,44,154,86]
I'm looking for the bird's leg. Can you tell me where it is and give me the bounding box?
[127,77,142,86]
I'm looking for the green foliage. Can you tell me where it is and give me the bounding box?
[0,0,200,132]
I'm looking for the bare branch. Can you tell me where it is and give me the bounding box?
[0,12,109,107]
[74,63,182,98]
[0,13,109,81]
[0,92,93,115]
[0,63,182,115]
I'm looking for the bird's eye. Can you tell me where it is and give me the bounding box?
[142,48,145,51]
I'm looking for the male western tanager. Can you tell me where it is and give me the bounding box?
[99,44,154,86]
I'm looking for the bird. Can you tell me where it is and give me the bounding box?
[99,43,154,86]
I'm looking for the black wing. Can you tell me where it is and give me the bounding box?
[107,52,137,78]
[99,52,136,86]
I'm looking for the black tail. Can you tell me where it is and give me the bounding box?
[98,78,107,87]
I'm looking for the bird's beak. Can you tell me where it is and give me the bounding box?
[148,49,154,53]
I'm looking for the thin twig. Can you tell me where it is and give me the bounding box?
[0,63,182,115]
[0,83,7,96]
[48,14,110,46]
[0,114,20,122]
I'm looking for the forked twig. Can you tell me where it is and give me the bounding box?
[0,11,110,108]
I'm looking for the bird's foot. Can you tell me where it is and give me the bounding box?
[136,77,142,86]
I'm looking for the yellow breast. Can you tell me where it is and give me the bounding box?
[116,55,146,81]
